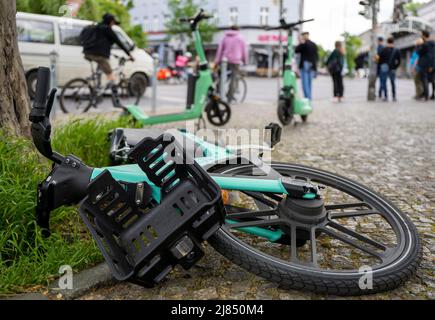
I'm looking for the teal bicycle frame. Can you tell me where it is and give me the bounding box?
[92,131,317,242]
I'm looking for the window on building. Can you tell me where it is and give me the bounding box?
[229,7,238,26]
[143,16,148,31]
[153,15,159,31]
[212,9,219,25]
[282,8,288,20]
[260,7,269,26]
[164,14,171,25]
[17,19,55,44]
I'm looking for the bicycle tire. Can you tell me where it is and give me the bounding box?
[59,78,93,114]
[278,99,293,126]
[208,163,421,296]
[206,99,231,126]
[227,77,247,104]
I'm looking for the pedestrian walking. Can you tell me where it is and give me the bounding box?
[295,32,318,101]
[410,38,424,100]
[378,37,401,102]
[326,41,345,102]
[417,30,435,101]
[215,26,248,103]
[376,37,385,99]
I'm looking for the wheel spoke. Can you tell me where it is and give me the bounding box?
[290,224,298,262]
[329,209,380,219]
[325,202,370,211]
[226,208,279,220]
[263,193,284,202]
[328,221,387,251]
[242,191,277,208]
[320,227,384,260]
[310,228,318,266]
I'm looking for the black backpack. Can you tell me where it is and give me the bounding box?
[80,24,98,50]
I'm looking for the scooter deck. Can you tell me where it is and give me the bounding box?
[126,105,202,125]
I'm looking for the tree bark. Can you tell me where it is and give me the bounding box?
[0,0,31,136]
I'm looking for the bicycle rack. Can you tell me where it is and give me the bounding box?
[79,134,225,286]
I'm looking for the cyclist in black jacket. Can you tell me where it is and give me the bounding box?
[84,13,135,83]
[417,30,435,101]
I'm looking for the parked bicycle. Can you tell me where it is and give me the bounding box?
[59,54,144,113]
[215,67,247,104]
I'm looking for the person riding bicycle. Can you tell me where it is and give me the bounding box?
[82,13,135,87]
[215,26,248,103]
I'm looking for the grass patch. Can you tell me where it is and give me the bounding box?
[52,116,138,167]
[0,116,138,295]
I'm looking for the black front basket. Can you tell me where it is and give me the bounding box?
[79,134,224,286]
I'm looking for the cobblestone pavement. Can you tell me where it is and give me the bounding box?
[76,77,434,300]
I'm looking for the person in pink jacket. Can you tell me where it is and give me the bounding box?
[215,26,248,102]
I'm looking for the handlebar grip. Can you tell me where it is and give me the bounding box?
[30,67,50,122]
[302,18,315,23]
[34,67,50,109]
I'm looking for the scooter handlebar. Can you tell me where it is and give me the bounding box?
[265,18,314,31]
[179,9,212,27]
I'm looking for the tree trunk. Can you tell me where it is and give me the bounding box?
[0,0,31,136]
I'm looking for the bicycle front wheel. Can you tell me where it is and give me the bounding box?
[59,78,93,114]
[209,163,421,296]
[228,77,247,104]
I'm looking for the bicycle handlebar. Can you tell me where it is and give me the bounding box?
[29,67,64,164]
[265,18,314,31]
[179,9,212,30]
[33,67,50,116]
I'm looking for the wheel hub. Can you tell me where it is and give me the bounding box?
[279,196,327,225]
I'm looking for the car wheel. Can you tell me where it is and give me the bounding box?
[128,73,148,97]
[26,70,38,100]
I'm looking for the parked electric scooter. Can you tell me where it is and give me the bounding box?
[124,10,231,127]
[267,19,314,126]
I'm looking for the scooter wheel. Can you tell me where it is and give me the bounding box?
[278,99,293,126]
[206,99,231,126]
[301,115,308,123]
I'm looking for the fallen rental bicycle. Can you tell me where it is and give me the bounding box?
[59,54,143,114]
[31,66,420,295]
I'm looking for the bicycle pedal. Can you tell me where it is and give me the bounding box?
[79,135,225,286]
[129,133,192,197]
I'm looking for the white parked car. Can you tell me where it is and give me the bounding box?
[16,12,153,99]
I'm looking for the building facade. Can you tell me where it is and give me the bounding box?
[130,0,304,74]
